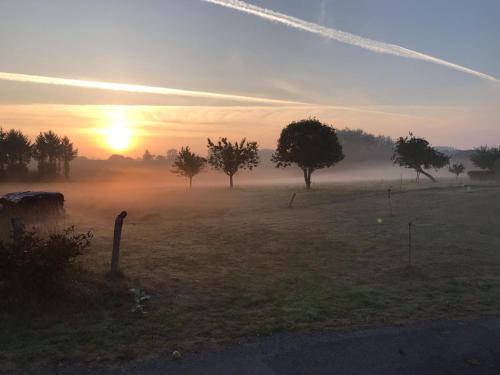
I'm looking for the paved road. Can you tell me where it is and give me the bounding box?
[40,317,500,375]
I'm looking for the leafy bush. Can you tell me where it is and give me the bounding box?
[0,226,92,297]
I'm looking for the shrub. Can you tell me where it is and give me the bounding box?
[0,226,92,297]
[467,170,496,181]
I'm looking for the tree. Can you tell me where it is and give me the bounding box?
[172,146,206,188]
[272,119,344,189]
[32,133,49,178]
[60,136,78,180]
[207,138,259,189]
[32,131,62,179]
[392,133,449,182]
[143,149,154,163]
[4,129,31,178]
[166,149,178,165]
[0,128,6,180]
[448,163,465,179]
[470,146,500,171]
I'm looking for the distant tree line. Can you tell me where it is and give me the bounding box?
[142,148,178,164]
[0,128,77,181]
[170,119,498,188]
[336,128,393,163]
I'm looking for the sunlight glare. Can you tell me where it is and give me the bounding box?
[103,108,134,152]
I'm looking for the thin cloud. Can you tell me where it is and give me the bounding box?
[202,0,499,83]
[0,72,427,118]
[0,71,306,106]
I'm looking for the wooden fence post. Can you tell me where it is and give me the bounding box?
[387,187,393,216]
[11,217,25,243]
[111,211,127,276]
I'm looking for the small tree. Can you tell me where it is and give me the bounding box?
[470,146,500,171]
[172,146,206,188]
[392,133,449,182]
[143,149,154,163]
[449,163,465,179]
[207,138,259,189]
[272,119,344,189]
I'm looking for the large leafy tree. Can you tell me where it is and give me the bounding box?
[392,133,449,182]
[207,138,259,189]
[172,146,206,188]
[470,146,500,171]
[60,136,78,180]
[272,119,344,189]
[4,129,31,178]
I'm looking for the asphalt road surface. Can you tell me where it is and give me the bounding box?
[38,317,500,375]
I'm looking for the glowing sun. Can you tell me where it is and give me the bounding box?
[105,123,132,152]
[102,108,135,152]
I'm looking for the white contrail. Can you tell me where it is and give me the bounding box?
[0,71,429,118]
[0,71,307,105]
[202,0,499,83]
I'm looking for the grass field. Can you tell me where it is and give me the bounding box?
[2,179,500,370]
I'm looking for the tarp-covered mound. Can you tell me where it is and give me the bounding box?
[0,191,64,213]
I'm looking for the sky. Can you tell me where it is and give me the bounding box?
[0,0,499,158]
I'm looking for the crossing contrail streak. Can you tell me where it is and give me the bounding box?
[0,71,307,105]
[201,0,499,83]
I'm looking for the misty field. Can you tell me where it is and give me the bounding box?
[2,179,500,369]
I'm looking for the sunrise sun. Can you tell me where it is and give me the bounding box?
[101,107,135,152]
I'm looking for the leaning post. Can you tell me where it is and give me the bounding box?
[111,211,128,277]
[288,192,297,208]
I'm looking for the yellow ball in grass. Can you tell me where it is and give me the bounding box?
[377,218,383,224]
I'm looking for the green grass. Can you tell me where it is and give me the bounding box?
[2,179,500,370]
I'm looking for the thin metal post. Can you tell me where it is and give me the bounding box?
[408,221,412,266]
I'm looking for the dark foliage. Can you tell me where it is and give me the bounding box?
[4,129,32,178]
[392,133,449,182]
[336,128,393,162]
[172,146,207,188]
[0,226,92,297]
[1,128,77,181]
[207,137,259,188]
[272,118,344,189]
[470,146,500,171]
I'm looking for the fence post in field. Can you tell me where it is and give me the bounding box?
[408,221,413,266]
[387,187,393,216]
[288,192,297,208]
[111,211,128,277]
[11,217,25,243]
